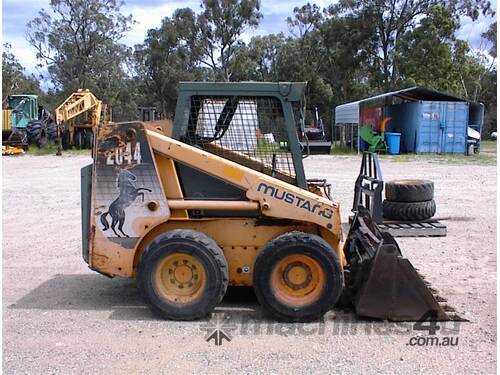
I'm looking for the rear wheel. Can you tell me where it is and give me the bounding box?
[253,232,343,322]
[61,128,71,150]
[137,229,228,320]
[84,129,94,149]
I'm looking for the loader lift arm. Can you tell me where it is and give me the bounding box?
[55,89,102,126]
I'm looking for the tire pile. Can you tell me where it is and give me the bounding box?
[382,179,436,221]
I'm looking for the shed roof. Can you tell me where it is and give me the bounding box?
[335,86,467,124]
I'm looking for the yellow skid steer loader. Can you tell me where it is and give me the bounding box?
[81,82,458,322]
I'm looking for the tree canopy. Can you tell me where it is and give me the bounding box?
[2,0,495,134]
[2,44,43,107]
[25,0,135,118]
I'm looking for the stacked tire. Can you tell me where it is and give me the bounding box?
[382,179,436,221]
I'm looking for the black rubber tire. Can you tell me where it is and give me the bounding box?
[84,130,94,149]
[61,128,71,150]
[382,199,436,221]
[47,122,58,141]
[253,231,343,322]
[385,179,434,202]
[26,121,40,138]
[137,229,229,320]
[26,120,48,148]
[75,129,84,149]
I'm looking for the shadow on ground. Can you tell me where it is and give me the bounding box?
[10,273,263,321]
[10,274,440,337]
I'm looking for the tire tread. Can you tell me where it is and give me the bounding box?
[382,199,436,221]
[253,231,343,322]
[385,179,434,202]
[138,229,228,319]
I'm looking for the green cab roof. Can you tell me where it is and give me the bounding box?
[178,81,307,102]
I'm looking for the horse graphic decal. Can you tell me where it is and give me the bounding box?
[100,169,152,237]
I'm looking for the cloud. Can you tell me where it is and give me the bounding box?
[457,13,496,50]
[261,1,322,15]
[121,0,200,47]
[125,0,196,7]
[2,0,50,73]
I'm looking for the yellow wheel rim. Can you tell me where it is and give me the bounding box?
[153,253,206,304]
[271,254,325,308]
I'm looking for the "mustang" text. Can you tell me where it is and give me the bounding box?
[257,182,333,219]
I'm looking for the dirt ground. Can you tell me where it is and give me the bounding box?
[2,153,496,374]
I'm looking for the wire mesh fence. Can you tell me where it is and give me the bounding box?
[180,95,297,184]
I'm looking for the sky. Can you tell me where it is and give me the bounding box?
[1,0,496,79]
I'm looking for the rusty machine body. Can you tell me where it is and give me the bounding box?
[82,82,458,322]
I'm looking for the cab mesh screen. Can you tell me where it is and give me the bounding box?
[181,96,296,183]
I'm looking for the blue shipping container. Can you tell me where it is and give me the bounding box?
[387,101,468,154]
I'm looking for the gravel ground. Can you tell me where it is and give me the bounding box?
[2,153,496,374]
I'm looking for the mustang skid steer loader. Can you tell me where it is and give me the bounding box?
[81,82,458,322]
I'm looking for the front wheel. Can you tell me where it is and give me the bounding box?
[253,231,343,322]
[137,229,229,320]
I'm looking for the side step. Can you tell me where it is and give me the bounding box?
[377,220,446,237]
[346,217,447,238]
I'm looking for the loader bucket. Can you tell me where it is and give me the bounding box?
[343,207,461,321]
[301,142,332,154]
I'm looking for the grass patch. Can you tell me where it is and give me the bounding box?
[327,140,496,165]
[25,144,59,156]
[480,140,496,154]
[379,142,496,166]
[26,143,91,156]
[329,145,357,155]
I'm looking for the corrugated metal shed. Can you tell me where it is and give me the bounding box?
[335,87,466,124]
[333,86,484,154]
